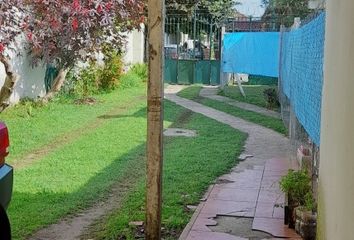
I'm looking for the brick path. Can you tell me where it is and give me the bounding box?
[165,86,300,240]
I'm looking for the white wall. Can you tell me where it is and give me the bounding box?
[318,0,354,238]
[0,28,145,105]
[0,47,46,104]
[123,25,145,66]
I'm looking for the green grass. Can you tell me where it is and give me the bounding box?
[178,86,287,135]
[219,85,279,110]
[7,84,247,240]
[0,85,146,162]
[96,100,247,239]
[9,96,149,240]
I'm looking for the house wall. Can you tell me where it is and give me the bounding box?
[0,47,47,104]
[0,28,145,105]
[318,0,354,238]
[123,26,145,66]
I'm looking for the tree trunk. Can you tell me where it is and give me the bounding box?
[0,55,20,113]
[42,68,68,103]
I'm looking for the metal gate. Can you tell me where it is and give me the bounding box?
[164,13,221,85]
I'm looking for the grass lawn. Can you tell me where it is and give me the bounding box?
[0,86,146,162]
[8,90,149,240]
[219,85,279,110]
[178,86,287,135]
[6,84,247,240]
[94,100,247,239]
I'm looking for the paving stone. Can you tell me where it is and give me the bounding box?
[201,199,256,217]
[186,231,248,240]
[252,218,300,238]
[165,87,298,240]
[209,186,259,202]
[257,189,285,204]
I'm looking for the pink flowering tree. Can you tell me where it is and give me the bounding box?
[0,0,26,111]
[24,0,144,101]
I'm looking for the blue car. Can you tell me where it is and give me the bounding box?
[0,122,13,239]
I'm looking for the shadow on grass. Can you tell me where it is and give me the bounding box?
[9,101,186,240]
[97,107,147,120]
[9,141,147,240]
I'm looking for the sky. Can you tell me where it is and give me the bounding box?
[236,0,266,17]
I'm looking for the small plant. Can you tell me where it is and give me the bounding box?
[118,72,142,89]
[304,192,316,212]
[73,64,100,97]
[99,51,124,91]
[130,64,148,82]
[280,169,312,206]
[263,88,280,110]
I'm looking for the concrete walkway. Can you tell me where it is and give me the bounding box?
[165,86,299,240]
[200,86,281,119]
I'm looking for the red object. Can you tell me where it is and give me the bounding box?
[0,122,9,167]
[72,18,79,30]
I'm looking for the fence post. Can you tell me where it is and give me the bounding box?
[278,25,288,130]
[146,0,164,239]
[219,26,226,88]
[193,9,197,58]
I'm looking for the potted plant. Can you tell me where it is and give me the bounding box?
[294,193,317,240]
[279,170,312,228]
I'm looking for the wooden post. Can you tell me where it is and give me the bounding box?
[146,0,164,239]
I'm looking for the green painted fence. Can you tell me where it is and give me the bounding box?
[164,59,220,85]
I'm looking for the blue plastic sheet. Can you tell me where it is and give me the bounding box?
[222,32,280,77]
[280,12,325,145]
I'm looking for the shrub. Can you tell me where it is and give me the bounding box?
[99,52,124,91]
[130,63,148,82]
[263,88,280,109]
[72,64,100,97]
[65,52,124,98]
[280,170,312,206]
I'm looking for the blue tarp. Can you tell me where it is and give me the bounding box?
[280,12,325,145]
[222,32,280,77]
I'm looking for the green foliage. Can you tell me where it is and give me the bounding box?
[98,52,124,91]
[165,0,240,23]
[66,53,139,97]
[263,88,280,110]
[262,0,313,27]
[305,192,316,212]
[72,64,100,97]
[129,63,148,82]
[280,170,312,206]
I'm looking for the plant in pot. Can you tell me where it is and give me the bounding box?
[294,192,317,240]
[279,169,312,228]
